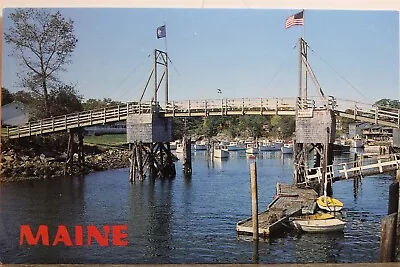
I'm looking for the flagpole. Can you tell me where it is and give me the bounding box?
[303,10,305,40]
[164,22,168,54]
[164,23,169,106]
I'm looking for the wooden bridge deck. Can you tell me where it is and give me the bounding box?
[2,97,400,139]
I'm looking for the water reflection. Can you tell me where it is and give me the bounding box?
[0,176,85,263]
[291,231,345,263]
[0,149,392,264]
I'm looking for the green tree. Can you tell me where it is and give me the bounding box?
[4,8,78,117]
[83,98,123,110]
[375,98,400,109]
[48,85,83,116]
[1,87,14,106]
[280,116,295,138]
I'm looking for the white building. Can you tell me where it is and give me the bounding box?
[1,101,29,126]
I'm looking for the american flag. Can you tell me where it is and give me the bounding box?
[285,10,304,29]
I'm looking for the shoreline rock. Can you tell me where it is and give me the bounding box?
[0,148,132,182]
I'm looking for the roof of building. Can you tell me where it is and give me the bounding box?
[1,101,30,126]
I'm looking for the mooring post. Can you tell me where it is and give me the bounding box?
[380,213,397,262]
[129,143,136,183]
[388,182,399,215]
[148,143,156,179]
[77,129,84,175]
[182,136,192,177]
[137,142,144,181]
[64,130,73,176]
[250,162,259,241]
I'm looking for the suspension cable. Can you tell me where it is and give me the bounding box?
[307,44,371,103]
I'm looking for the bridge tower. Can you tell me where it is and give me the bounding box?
[127,49,176,182]
[293,38,335,195]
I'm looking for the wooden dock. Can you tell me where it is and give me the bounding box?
[236,183,318,237]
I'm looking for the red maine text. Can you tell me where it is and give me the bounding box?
[19,225,128,246]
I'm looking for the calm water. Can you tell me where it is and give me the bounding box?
[0,150,393,264]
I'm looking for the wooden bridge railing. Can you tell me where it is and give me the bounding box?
[2,96,400,139]
[301,153,400,185]
[3,102,155,139]
[335,98,400,128]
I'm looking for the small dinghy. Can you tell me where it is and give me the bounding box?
[291,213,346,233]
[316,196,344,212]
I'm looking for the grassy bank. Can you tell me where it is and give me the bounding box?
[84,134,127,146]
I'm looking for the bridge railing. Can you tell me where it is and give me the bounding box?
[302,153,400,184]
[334,98,400,127]
[3,101,156,138]
[164,97,298,115]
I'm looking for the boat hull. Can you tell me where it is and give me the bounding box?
[291,218,346,233]
[194,144,207,150]
[246,148,259,154]
[214,149,229,158]
[281,145,293,154]
[316,196,343,212]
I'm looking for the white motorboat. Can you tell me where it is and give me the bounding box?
[246,143,259,154]
[214,145,229,158]
[176,143,184,153]
[170,141,178,150]
[352,137,364,148]
[227,142,240,151]
[281,143,293,154]
[259,141,282,151]
[194,141,207,151]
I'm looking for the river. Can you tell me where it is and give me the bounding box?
[0,150,393,264]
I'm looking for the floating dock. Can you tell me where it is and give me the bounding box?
[236,182,318,237]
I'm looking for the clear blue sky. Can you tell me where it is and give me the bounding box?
[2,8,399,104]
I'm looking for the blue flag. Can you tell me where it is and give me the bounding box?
[157,25,166,39]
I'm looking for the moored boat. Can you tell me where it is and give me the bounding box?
[227,142,240,151]
[170,141,178,150]
[316,196,344,212]
[214,145,229,158]
[194,141,207,151]
[246,143,259,154]
[352,137,364,148]
[176,143,184,153]
[281,143,293,154]
[291,216,346,233]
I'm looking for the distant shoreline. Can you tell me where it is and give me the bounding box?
[1,146,131,182]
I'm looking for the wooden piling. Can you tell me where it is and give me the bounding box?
[77,129,84,175]
[129,144,136,183]
[388,181,399,215]
[64,131,73,176]
[137,142,144,181]
[182,136,192,176]
[252,239,259,263]
[380,213,397,262]
[250,162,259,241]
[148,143,156,179]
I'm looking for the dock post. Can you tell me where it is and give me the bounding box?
[380,213,397,262]
[388,181,399,215]
[182,136,192,177]
[77,128,84,175]
[250,162,259,241]
[137,142,144,181]
[129,145,135,183]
